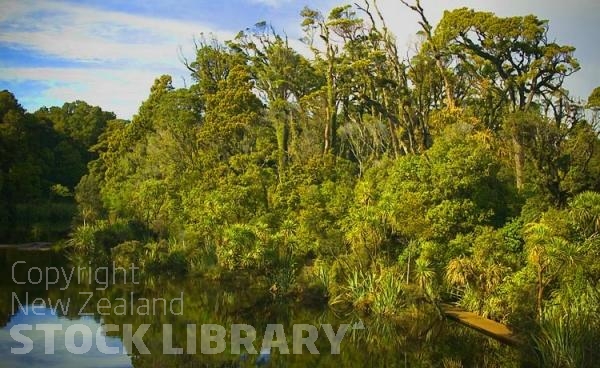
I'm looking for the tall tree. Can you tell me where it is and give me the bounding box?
[432,8,579,189]
[230,24,320,174]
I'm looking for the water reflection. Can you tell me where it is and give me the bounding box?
[0,307,132,368]
[0,249,522,367]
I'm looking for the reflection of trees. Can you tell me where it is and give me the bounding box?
[1,250,523,366]
[91,279,522,367]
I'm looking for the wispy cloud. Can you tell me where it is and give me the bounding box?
[0,0,234,63]
[0,0,236,118]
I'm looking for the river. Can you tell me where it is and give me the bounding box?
[0,248,522,367]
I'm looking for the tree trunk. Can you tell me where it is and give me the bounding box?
[382,90,399,158]
[536,268,544,320]
[512,134,525,190]
[276,118,289,177]
[324,51,336,155]
[436,57,455,110]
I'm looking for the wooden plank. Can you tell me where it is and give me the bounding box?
[441,303,522,346]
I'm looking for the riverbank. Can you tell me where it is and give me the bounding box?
[0,242,53,250]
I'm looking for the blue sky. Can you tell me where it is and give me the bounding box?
[1,0,598,119]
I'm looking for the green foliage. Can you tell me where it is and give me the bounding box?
[344,121,514,269]
[0,90,114,242]
[533,305,598,368]
[587,87,600,109]
[218,224,263,270]
[446,226,522,317]
[331,267,408,316]
[67,219,145,266]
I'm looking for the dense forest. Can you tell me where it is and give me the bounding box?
[2,2,600,366]
[0,92,115,241]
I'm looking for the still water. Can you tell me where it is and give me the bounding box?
[0,248,521,367]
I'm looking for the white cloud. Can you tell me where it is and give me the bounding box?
[0,67,172,118]
[0,0,234,64]
[0,0,239,118]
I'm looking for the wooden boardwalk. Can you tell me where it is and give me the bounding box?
[441,304,522,346]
